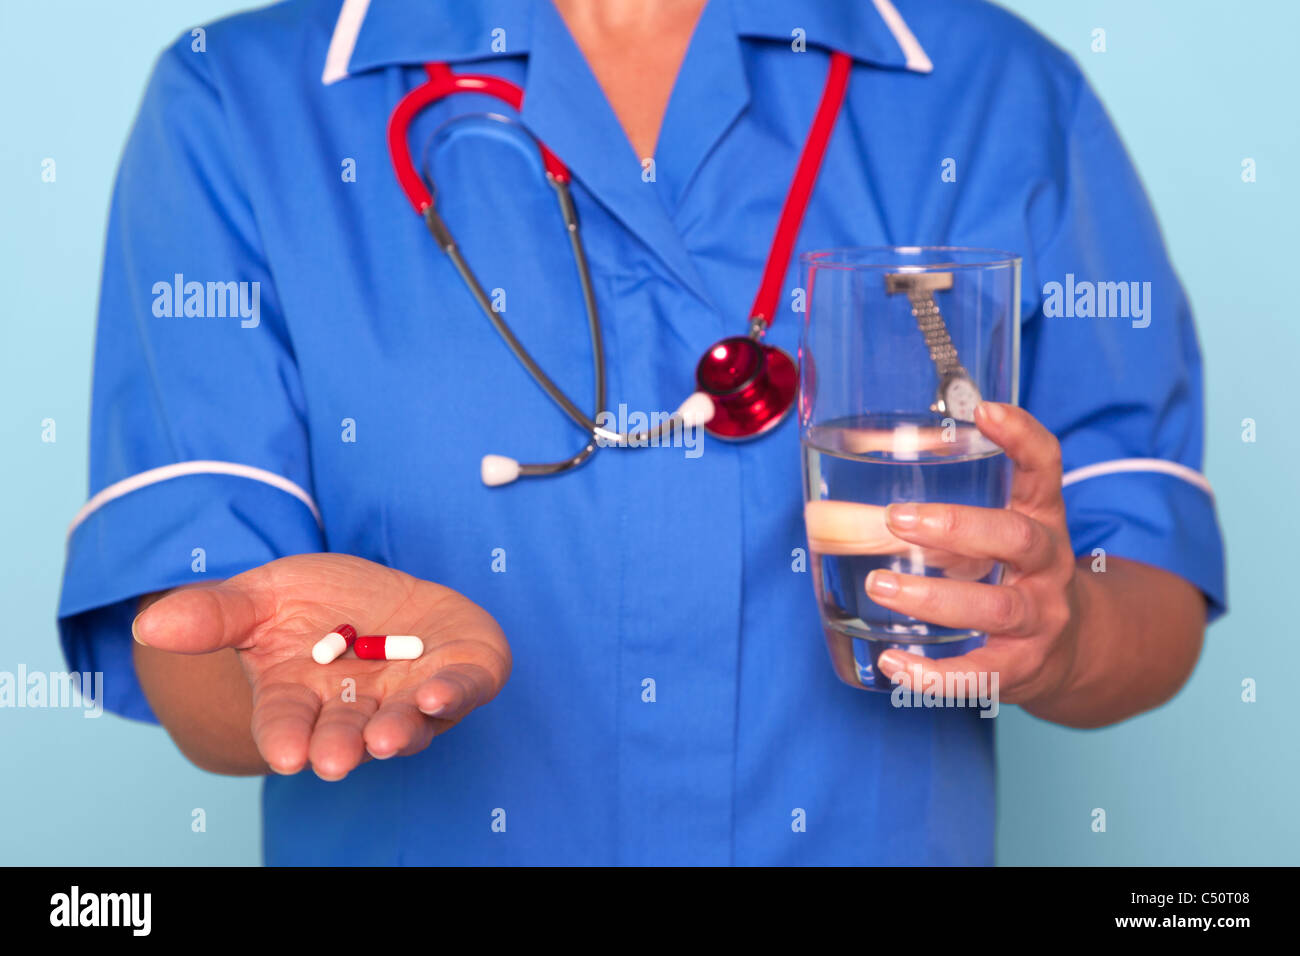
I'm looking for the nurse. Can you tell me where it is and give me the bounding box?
[60,0,1226,865]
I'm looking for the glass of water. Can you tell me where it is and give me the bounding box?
[798,247,1021,691]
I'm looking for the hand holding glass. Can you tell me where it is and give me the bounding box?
[799,247,1021,691]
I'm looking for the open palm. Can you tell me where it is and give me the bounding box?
[133,553,510,779]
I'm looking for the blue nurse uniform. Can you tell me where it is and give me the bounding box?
[59,0,1226,865]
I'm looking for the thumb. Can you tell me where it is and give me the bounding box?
[133,580,266,654]
[974,401,1064,522]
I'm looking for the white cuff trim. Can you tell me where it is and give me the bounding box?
[68,460,322,536]
[322,0,371,85]
[1061,457,1213,497]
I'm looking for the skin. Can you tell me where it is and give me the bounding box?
[865,402,1207,728]
[134,555,509,778]
[551,0,707,158]
[134,1,1207,778]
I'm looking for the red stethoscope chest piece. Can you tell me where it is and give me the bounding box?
[389,52,851,482]
[695,336,798,439]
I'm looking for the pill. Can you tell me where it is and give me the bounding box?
[354,635,424,661]
[311,624,358,665]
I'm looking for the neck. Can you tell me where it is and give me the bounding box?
[549,0,709,158]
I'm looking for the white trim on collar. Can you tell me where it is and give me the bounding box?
[322,0,372,85]
[870,0,933,73]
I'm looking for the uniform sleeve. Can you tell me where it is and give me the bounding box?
[57,40,324,722]
[1021,74,1226,622]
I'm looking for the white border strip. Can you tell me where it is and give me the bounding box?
[870,0,933,73]
[68,460,322,536]
[322,0,372,85]
[1061,457,1214,497]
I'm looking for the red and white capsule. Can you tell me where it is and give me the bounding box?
[354,635,425,661]
[311,624,358,665]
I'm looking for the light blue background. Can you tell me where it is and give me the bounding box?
[1,0,1295,865]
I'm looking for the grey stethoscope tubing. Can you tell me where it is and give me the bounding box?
[421,116,713,487]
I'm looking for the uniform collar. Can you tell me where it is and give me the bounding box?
[732,0,932,73]
[325,0,932,345]
[323,0,932,84]
[324,0,535,83]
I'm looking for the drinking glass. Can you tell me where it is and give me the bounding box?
[798,247,1021,691]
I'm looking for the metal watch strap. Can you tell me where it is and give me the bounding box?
[905,290,964,377]
[884,272,967,379]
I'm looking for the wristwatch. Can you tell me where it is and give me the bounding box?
[885,271,981,421]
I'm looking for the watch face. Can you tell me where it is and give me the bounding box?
[939,374,981,422]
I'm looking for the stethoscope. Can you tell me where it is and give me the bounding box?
[388,54,851,486]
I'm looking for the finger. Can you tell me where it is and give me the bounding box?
[133,581,268,654]
[804,500,910,555]
[308,696,380,781]
[251,681,322,775]
[805,500,993,577]
[876,641,1030,700]
[884,502,1056,572]
[364,695,438,760]
[974,402,1064,520]
[865,570,1037,636]
[415,662,498,722]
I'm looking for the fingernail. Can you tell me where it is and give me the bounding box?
[131,614,148,646]
[367,747,396,761]
[866,570,899,597]
[978,401,1005,424]
[877,651,905,674]
[886,503,919,529]
[420,702,448,718]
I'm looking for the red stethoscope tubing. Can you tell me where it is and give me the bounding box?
[387,52,850,325]
[388,63,572,216]
[387,51,851,462]
[749,51,850,327]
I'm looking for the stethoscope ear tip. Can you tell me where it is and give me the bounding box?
[481,454,522,487]
[677,392,716,428]
[480,395,714,486]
